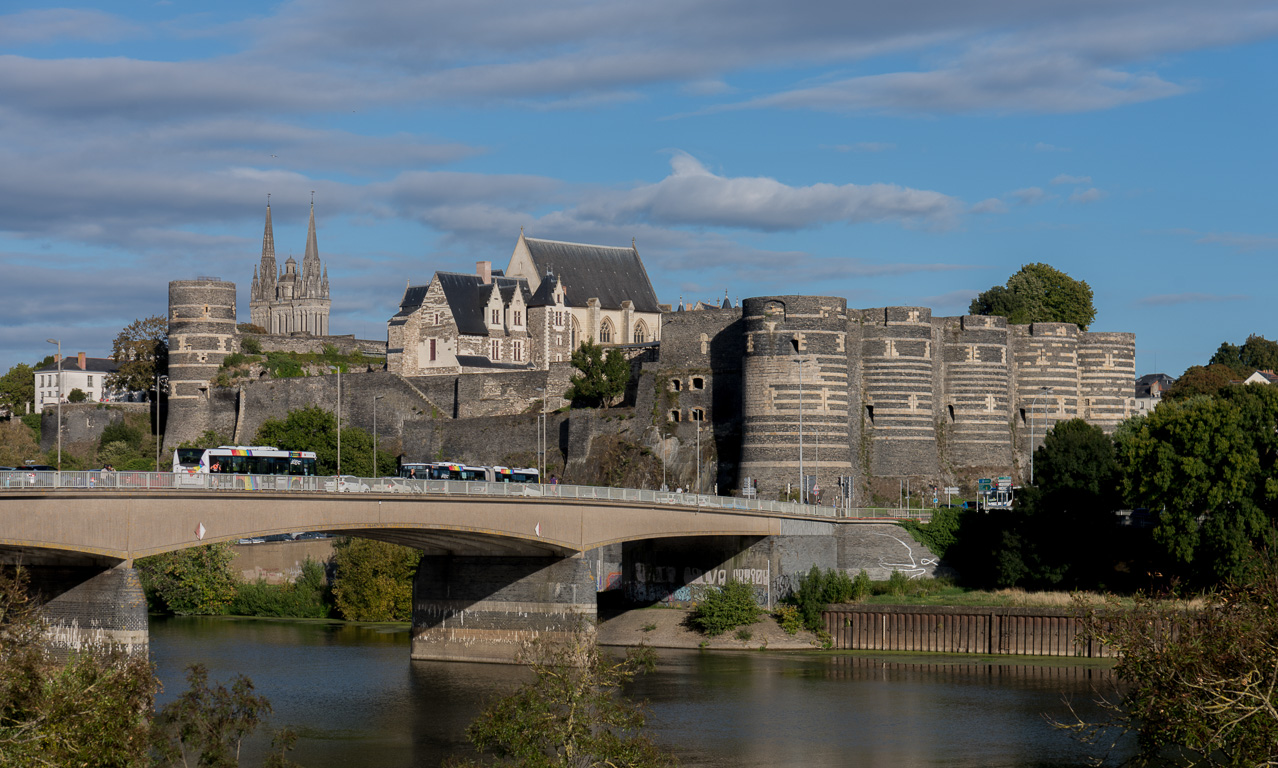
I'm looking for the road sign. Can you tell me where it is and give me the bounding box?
[943,486,959,495]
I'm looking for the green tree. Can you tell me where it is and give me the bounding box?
[0,568,156,767]
[1119,385,1278,584]
[1163,363,1237,400]
[1069,567,1278,766]
[67,387,87,403]
[687,580,763,636]
[1015,419,1121,588]
[566,341,630,408]
[449,623,676,768]
[253,405,394,477]
[969,263,1096,330]
[331,538,419,621]
[0,419,40,467]
[0,363,35,416]
[136,544,239,615]
[109,315,169,395]
[1209,334,1278,376]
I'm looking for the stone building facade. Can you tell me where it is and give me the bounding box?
[249,200,331,336]
[388,232,662,376]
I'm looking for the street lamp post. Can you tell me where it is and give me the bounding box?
[372,395,385,479]
[794,356,806,504]
[45,339,61,471]
[330,366,342,476]
[1030,387,1054,485]
[153,373,168,470]
[534,387,545,483]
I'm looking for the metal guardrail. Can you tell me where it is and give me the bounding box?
[0,471,932,521]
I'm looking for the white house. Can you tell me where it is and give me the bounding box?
[34,353,122,406]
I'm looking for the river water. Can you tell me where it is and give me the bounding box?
[151,617,1130,768]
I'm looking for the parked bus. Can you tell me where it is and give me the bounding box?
[173,446,319,477]
[492,466,540,484]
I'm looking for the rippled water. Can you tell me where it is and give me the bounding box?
[150,616,1129,768]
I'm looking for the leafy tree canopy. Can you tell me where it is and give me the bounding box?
[253,405,395,477]
[1118,384,1278,584]
[0,363,35,416]
[330,537,419,621]
[0,418,40,467]
[136,543,239,615]
[1208,333,1278,376]
[1163,363,1237,401]
[108,315,169,394]
[969,262,1096,330]
[566,341,630,408]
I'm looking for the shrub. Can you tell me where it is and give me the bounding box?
[851,569,872,601]
[229,558,331,618]
[100,420,142,449]
[220,351,251,369]
[240,335,263,355]
[792,565,864,631]
[774,604,803,635]
[136,543,238,615]
[887,569,910,597]
[67,388,87,403]
[687,580,762,637]
[264,351,305,379]
[332,538,419,621]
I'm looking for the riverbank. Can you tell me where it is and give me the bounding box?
[598,606,821,650]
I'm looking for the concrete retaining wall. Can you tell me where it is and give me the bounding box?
[823,605,1111,657]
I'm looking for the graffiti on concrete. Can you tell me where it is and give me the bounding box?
[871,533,938,579]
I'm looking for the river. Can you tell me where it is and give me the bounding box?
[151,616,1130,767]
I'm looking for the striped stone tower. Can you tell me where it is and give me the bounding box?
[166,278,237,447]
[939,314,1014,470]
[860,307,940,478]
[739,296,852,500]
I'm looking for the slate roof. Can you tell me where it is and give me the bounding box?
[435,273,530,336]
[35,357,120,374]
[457,355,534,371]
[523,237,660,313]
[527,273,563,308]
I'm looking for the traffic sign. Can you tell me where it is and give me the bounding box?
[943,486,959,495]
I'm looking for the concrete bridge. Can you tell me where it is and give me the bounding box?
[0,473,936,663]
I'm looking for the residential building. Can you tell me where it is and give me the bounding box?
[34,353,121,405]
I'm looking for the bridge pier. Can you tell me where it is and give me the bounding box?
[411,554,596,664]
[25,563,149,657]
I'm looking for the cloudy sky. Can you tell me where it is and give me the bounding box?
[2,0,1276,377]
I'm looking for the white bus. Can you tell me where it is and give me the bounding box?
[397,462,540,484]
[173,446,319,480]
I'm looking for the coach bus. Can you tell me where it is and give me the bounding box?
[397,462,540,484]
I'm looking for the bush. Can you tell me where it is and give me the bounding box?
[67,388,87,403]
[851,569,872,601]
[774,604,803,635]
[136,543,238,615]
[887,569,910,597]
[240,335,263,355]
[230,558,331,618]
[687,580,762,637]
[264,351,305,379]
[791,565,864,631]
[332,538,419,621]
[100,420,142,449]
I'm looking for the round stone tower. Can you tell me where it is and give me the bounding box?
[739,296,853,501]
[166,278,237,447]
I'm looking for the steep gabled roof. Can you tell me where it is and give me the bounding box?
[527,273,563,308]
[522,237,660,313]
[36,357,120,374]
[436,273,529,336]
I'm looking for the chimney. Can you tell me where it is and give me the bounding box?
[477,261,492,284]
[77,352,86,370]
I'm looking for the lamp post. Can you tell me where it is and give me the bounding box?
[330,366,342,476]
[1030,387,1053,485]
[534,387,545,483]
[45,339,61,471]
[793,354,806,504]
[372,395,384,479]
[153,373,168,470]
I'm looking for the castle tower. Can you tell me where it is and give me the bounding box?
[739,296,853,500]
[939,315,1014,471]
[860,307,940,479]
[1078,331,1136,432]
[1012,322,1081,475]
[167,278,237,447]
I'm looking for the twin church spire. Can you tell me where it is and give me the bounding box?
[249,197,331,336]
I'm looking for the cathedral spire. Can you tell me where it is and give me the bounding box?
[260,198,277,296]
[302,196,321,296]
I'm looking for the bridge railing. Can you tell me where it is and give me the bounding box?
[0,471,930,521]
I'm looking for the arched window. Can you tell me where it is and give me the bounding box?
[599,319,613,344]
[570,316,580,349]
[634,321,648,344]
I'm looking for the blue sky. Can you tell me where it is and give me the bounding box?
[2,0,1276,378]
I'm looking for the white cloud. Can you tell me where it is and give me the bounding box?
[1052,174,1093,185]
[970,198,1008,214]
[0,9,142,45]
[570,152,962,231]
[1070,187,1106,203]
[1009,187,1048,205]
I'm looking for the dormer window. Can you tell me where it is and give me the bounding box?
[514,311,522,326]
[491,309,500,325]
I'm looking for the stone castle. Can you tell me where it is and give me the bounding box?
[165,272,1134,498]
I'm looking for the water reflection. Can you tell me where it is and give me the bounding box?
[151,618,1127,768]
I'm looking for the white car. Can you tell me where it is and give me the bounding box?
[325,476,370,493]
